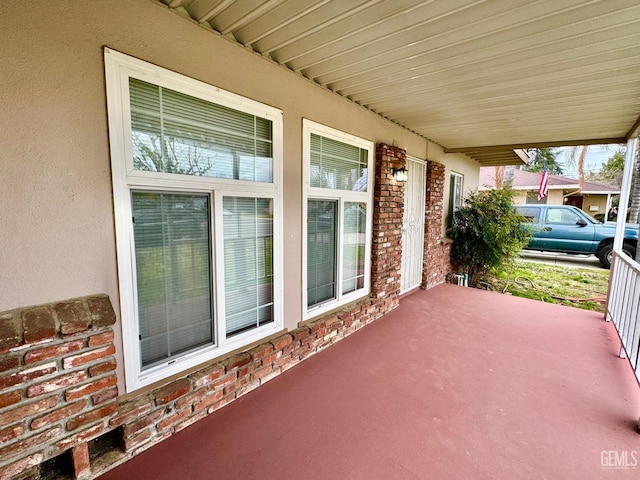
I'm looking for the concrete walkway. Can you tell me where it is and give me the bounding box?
[99,284,640,479]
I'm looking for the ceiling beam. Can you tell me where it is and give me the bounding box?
[626,114,640,140]
[514,149,530,163]
[444,137,627,153]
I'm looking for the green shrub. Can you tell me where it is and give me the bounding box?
[447,188,530,287]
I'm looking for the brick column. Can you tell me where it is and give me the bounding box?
[371,143,406,309]
[423,160,452,289]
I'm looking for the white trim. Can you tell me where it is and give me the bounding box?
[613,137,638,251]
[450,171,464,213]
[104,48,283,392]
[400,155,427,294]
[302,119,374,320]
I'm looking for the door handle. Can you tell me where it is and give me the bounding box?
[542,227,552,232]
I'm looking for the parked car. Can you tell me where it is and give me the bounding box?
[514,204,638,268]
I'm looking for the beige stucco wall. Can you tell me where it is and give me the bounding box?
[0,0,478,392]
[512,193,528,204]
[547,190,565,205]
[582,194,610,216]
[512,189,564,205]
[434,146,480,232]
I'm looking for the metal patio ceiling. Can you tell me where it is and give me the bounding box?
[160,0,640,165]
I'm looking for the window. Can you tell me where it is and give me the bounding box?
[450,172,464,213]
[526,192,547,204]
[105,49,283,391]
[515,206,541,223]
[303,120,373,318]
[546,207,581,225]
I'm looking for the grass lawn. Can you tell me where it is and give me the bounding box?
[488,260,610,313]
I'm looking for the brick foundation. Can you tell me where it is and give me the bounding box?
[0,296,117,480]
[0,294,396,480]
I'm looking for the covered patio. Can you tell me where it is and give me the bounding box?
[99,284,640,479]
[3,2,640,479]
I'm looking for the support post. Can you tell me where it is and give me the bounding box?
[605,138,638,320]
[612,138,638,251]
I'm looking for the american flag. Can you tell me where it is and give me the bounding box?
[537,163,549,200]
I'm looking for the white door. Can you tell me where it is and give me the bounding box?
[400,156,427,293]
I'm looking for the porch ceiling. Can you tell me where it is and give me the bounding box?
[160,0,640,165]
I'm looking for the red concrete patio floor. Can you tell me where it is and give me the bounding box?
[99,284,640,479]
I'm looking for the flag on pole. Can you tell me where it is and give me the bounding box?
[537,162,549,200]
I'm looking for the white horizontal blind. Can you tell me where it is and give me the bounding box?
[307,199,337,307]
[342,202,366,295]
[132,192,213,368]
[130,78,273,182]
[309,133,368,191]
[223,197,274,336]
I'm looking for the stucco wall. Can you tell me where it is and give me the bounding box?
[436,146,479,234]
[0,0,477,393]
[582,194,610,216]
[513,190,564,205]
[513,193,528,204]
[547,190,566,205]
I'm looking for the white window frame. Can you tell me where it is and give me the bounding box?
[302,119,374,320]
[104,49,283,392]
[450,171,464,213]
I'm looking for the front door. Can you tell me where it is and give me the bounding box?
[565,195,584,209]
[400,157,427,294]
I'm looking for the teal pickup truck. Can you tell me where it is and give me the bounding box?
[514,205,638,269]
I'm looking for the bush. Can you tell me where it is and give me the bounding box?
[447,188,530,287]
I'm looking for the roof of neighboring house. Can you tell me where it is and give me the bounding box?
[478,167,620,194]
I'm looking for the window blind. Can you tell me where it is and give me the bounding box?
[223,197,274,336]
[309,133,367,191]
[132,192,213,368]
[129,78,273,182]
[307,199,337,307]
[342,202,366,294]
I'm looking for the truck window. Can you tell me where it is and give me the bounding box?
[516,206,540,223]
[546,208,580,224]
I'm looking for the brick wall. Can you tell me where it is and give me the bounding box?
[0,143,412,479]
[0,296,117,480]
[372,143,406,307]
[423,160,453,289]
[0,296,396,480]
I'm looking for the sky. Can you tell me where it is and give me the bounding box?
[556,143,626,179]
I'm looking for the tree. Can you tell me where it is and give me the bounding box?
[447,188,531,287]
[587,149,625,187]
[494,165,505,189]
[564,145,588,188]
[133,133,214,177]
[527,147,563,174]
[565,145,617,187]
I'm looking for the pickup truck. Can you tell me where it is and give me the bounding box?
[514,204,638,268]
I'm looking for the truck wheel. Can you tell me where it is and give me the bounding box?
[598,243,636,269]
[598,244,613,268]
